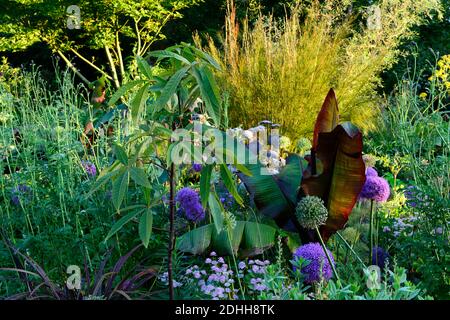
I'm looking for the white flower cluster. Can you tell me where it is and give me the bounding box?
[227,124,291,175]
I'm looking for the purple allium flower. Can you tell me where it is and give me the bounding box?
[293,243,335,284]
[366,167,378,177]
[192,163,202,173]
[175,187,205,222]
[11,184,32,206]
[81,160,97,177]
[359,176,390,202]
[372,246,390,269]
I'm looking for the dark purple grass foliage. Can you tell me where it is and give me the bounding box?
[176,187,205,223]
[293,243,334,284]
[359,175,390,202]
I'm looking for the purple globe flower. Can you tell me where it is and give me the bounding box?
[293,243,335,284]
[366,167,378,177]
[81,160,97,177]
[192,163,202,173]
[359,176,390,202]
[372,246,390,269]
[175,187,205,223]
[11,184,32,206]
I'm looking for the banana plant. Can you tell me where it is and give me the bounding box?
[239,89,366,243]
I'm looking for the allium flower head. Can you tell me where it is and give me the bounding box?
[223,211,237,230]
[175,187,205,222]
[293,243,334,284]
[295,196,328,229]
[359,176,390,202]
[192,163,202,173]
[366,167,378,177]
[81,160,97,177]
[372,246,390,269]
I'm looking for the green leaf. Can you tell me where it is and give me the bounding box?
[139,209,153,248]
[108,80,146,106]
[176,224,213,255]
[219,164,243,206]
[113,144,129,166]
[212,221,245,256]
[156,65,190,109]
[129,167,151,188]
[86,168,121,197]
[192,66,221,127]
[243,221,276,250]
[148,50,191,65]
[136,56,152,79]
[131,83,149,122]
[105,209,143,242]
[112,169,129,210]
[200,164,213,207]
[208,191,224,234]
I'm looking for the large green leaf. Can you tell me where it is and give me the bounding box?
[176,224,213,255]
[212,221,246,256]
[242,221,277,251]
[219,164,243,206]
[177,221,277,256]
[302,122,366,241]
[238,156,305,231]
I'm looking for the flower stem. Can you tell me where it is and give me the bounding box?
[369,199,374,265]
[315,227,340,284]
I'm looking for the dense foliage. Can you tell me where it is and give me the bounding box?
[0,0,448,301]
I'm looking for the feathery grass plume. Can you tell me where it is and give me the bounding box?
[200,0,442,139]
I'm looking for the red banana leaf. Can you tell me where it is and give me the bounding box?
[302,122,366,241]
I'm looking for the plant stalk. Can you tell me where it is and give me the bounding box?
[315,227,340,284]
[369,199,374,265]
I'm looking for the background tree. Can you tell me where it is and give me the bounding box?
[0,0,203,87]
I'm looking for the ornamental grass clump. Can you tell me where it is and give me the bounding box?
[293,243,335,284]
[175,187,205,223]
